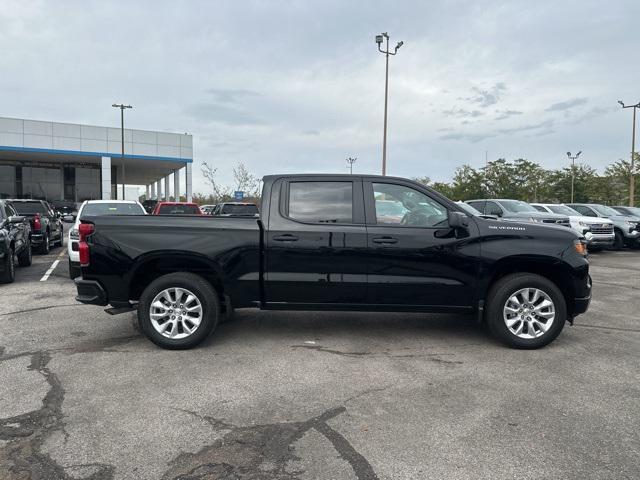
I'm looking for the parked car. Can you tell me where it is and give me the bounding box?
[531,203,614,249]
[567,203,640,250]
[456,201,499,220]
[465,199,571,227]
[51,200,79,222]
[8,199,63,253]
[612,206,640,217]
[75,174,591,350]
[151,202,203,215]
[142,199,158,214]
[0,200,32,283]
[211,202,259,217]
[68,200,146,279]
[200,204,217,215]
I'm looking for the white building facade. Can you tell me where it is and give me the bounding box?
[0,116,193,202]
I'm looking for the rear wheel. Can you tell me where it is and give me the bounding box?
[17,239,32,267]
[137,272,220,349]
[40,231,50,254]
[485,273,566,349]
[0,247,15,283]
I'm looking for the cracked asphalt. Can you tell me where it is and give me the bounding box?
[1,235,639,479]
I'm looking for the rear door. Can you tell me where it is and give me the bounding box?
[264,177,368,306]
[364,179,480,309]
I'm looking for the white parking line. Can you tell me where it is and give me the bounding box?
[40,250,67,282]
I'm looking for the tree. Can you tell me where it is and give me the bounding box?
[233,162,260,198]
[200,161,221,200]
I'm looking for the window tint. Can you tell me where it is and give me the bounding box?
[485,201,503,216]
[574,206,595,216]
[157,204,200,215]
[221,204,259,215]
[466,201,484,211]
[12,202,47,215]
[288,182,353,223]
[373,183,447,227]
[81,203,145,218]
[6,204,17,217]
[532,205,547,212]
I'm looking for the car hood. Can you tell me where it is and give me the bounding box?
[569,215,613,224]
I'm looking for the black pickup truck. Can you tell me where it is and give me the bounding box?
[75,174,591,350]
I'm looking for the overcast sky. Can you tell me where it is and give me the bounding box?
[1,0,638,193]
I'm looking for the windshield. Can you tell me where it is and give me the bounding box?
[592,205,620,217]
[614,206,640,217]
[158,204,200,215]
[12,202,48,215]
[221,204,259,215]
[499,200,538,213]
[548,205,580,216]
[80,203,145,218]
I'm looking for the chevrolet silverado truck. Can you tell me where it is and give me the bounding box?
[75,174,591,350]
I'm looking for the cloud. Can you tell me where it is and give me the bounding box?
[439,132,496,143]
[184,103,264,126]
[545,98,588,112]
[498,120,554,135]
[442,108,485,118]
[495,110,523,120]
[462,83,507,108]
[206,88,260,103]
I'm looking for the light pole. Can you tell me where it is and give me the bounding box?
[112,103,133,199]
[618,100,640,206]
[346,157,357,174]
[567,151,582,203]
[376,32,403,176]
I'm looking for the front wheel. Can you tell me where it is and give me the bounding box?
[611,230,624,250]
[485,273,567,349]
[0,247,15,283]
[40,232,50,254]
[137,272,220,349]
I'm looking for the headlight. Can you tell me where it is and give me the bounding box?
[69,228,79,240]
[578,221,589,227]
[528,217,540,223]
[627,221,637,227]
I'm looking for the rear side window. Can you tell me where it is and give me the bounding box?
[158,204,200,215]
[288,181,353,223]
[532,205,547,212]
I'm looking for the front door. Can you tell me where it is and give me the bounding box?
[264,177,368,306]
[364,180,480,309]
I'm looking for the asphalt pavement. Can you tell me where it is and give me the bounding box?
[0,238,638,479]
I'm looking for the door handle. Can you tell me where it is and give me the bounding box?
[372,236,398,244]
[273,234,299,242]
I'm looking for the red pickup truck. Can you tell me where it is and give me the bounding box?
[151,202,203,215]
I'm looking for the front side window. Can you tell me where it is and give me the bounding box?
[373,183,447,227]
[574,206,596,217]
[592,205,619,217]
[499,200,538,213]
[485,201,503,216]
[288,182,353,223]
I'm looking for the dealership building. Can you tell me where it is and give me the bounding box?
[0,116,193,203]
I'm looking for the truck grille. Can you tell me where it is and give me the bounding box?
[589,224,613,234]
[542,218,570,227]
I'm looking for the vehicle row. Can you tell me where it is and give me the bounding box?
[0,198,65,283]
[464,199,640,250]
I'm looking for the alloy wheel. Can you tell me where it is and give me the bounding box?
[503,287,555,339]
[149,287,203,339]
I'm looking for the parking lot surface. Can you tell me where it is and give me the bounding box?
[0,243,639,480]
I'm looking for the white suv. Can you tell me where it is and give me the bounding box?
[68,200,145,278]
[531,203,614,249]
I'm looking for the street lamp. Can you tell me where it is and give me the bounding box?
[346,157,357,174]
[376,32,403,176]
[618,100,640,206]
[567,151,582,203]
[112,103,133,199]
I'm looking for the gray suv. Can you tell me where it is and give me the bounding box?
[567,203,640,249]
[466,199,570,227]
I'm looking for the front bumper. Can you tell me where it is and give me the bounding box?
[75,278,108,306]
[584,233,614,246]
[572,275,592,316]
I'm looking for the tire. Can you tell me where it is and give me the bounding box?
[0,247,15,284]
[68,258,81,280]
[611,230,624,251]
[485,273,567,349]
[17,239,32,267]
[137,272,220,349]
[40,231,50,254]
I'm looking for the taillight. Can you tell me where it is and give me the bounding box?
[78,223,95,267]
[33,213,42,231]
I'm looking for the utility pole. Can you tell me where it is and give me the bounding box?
[346,157,357,174]
[112,103,133,199]
[566,151,582,203]
[375,32,403,176]
[618,100,639,206]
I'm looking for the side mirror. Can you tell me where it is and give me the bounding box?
[9,215,25,224]
[448,210,469,229]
